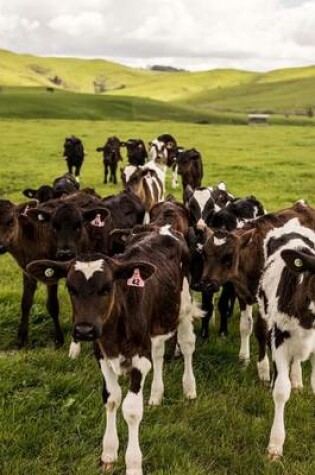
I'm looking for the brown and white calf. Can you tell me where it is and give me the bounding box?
[148,134,178,188]
[198,203,315,373]
[257,219,315,459]
[122,167,164,223]
[27,228,198,475]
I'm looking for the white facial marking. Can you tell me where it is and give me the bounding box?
[309,302,315,315]
[217,182,226,191]
[196,243,203,252]
[196,218,206,229]
[123,165,138,183]
[159,224,178,239]
[214,236,227,246]
[194,189,212,213]
[74,259,104,280]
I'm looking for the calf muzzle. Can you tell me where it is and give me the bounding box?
[0,244,7,255]
[56,248,75,260]
[199,279,220,293]
[73,323,102,341]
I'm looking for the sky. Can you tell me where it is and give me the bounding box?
[0,0,315,72]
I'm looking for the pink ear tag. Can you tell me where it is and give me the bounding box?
[127,268,145,287]
[22,205,30,216]
[91,213,105,227]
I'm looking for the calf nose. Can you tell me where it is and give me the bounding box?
[0,244,7,254]
[199,279,220,293]
[56,248,75,260]
[73,323,101,341]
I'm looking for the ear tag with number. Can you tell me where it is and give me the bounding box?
[127,268,145,287]
[91,213,105,228]
[45,268,55,278]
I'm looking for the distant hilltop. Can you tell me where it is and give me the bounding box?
[149,65,187,72]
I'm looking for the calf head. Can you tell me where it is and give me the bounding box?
[0,200,17,253]
[27,203,109,260]
[199,228,254,292]
[281,249,315,305]
[23,185,55,203]
[185,186,215,228]
[27,255,156,341]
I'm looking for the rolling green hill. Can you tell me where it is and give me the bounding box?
[1,49,315,116]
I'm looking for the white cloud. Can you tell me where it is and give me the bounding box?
[0,0,315,71]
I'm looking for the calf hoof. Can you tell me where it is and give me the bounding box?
[239,357,250,367]
[17,331,27,349]
[55,334,64,349]
[219,331,228,340]
[148,394,163,406]
[101,461,115,472]
[267,446,282,461]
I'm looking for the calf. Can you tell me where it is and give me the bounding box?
[27,227,198,474]
[148,134,178,188]
[208,195,265,231]
[121,139,147,166]
[257,220,315,459]
[23,173,79,202]
[199,203,315,372]
[124,167,164,223]
[176,148,203,200]
[96,136,122,184]
[63,135,85,182]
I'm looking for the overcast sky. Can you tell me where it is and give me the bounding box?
[0,0,315,71]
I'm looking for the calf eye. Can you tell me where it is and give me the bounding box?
[6,218,14,228]
[221,254,233,267]
[98,285,111,296]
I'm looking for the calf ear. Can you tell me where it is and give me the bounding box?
[109,258,156,283]
[108,228,132,254]
[23,189,37,199]
[26,259,71,284]
[26,208,52,224]
[83,208,110,227]
[281,249,315,273]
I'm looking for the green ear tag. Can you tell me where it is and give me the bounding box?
[45,268,55,278]
[294,258,303,268]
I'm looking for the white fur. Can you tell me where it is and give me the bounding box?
[239,305,253,364]
[74,259,104,281]
[68,340,81,359]
[171,164,178,189]
[159,224,178,239]
[257,354,270,383]
[100,358,122,467]
[142,160,165,187]
[149,333,173,405]
[217,182,226,191]
[193,188,212,213]
[196,218,206,229]
[123,165,138,183]
[213,236,227,247]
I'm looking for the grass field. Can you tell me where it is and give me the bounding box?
[0,118,315,475]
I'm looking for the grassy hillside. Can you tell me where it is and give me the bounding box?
[1,49,315,114]
[0,119,315,475]
[0,87,247,124]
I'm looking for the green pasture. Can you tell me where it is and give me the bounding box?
[0,118,314,474]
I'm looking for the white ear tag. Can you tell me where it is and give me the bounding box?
[91,213,105,228]
[294,258,303,268]
[38,213,45,221]
[45,268,55,278]
[127,268,145,287]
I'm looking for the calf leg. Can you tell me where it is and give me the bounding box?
[74,165,81,183]
[68,338,81,359]
[149,334,170,405]
[99,358,122,470]
[123,355,151,475]
[18,273,37,348]
[239,301,253,364]
[255,314,270,383]
[200,290,214,339]
[290,358,303,389]
[217,282,235,337]
[177,316,196,400]
[104,163,108,184]
[171,164,178,189]
[111,163,117,185]
[310,352,315,394]
[46,284,64,348]
[267,342,291,459]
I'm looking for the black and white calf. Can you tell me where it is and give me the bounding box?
[258,219,315,458]
[148,134,178,188]
[27,227,199,474]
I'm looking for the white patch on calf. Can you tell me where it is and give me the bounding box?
[74,259,104,281]
[68,340,81,359]
[123,165,138,183]
[309,301,315,315]
[193,189,212,213]
[90,213,105,227]
[159,224,178,239]
[217,182,226,191]
[196,218,206,229]
[213,236,227,246]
